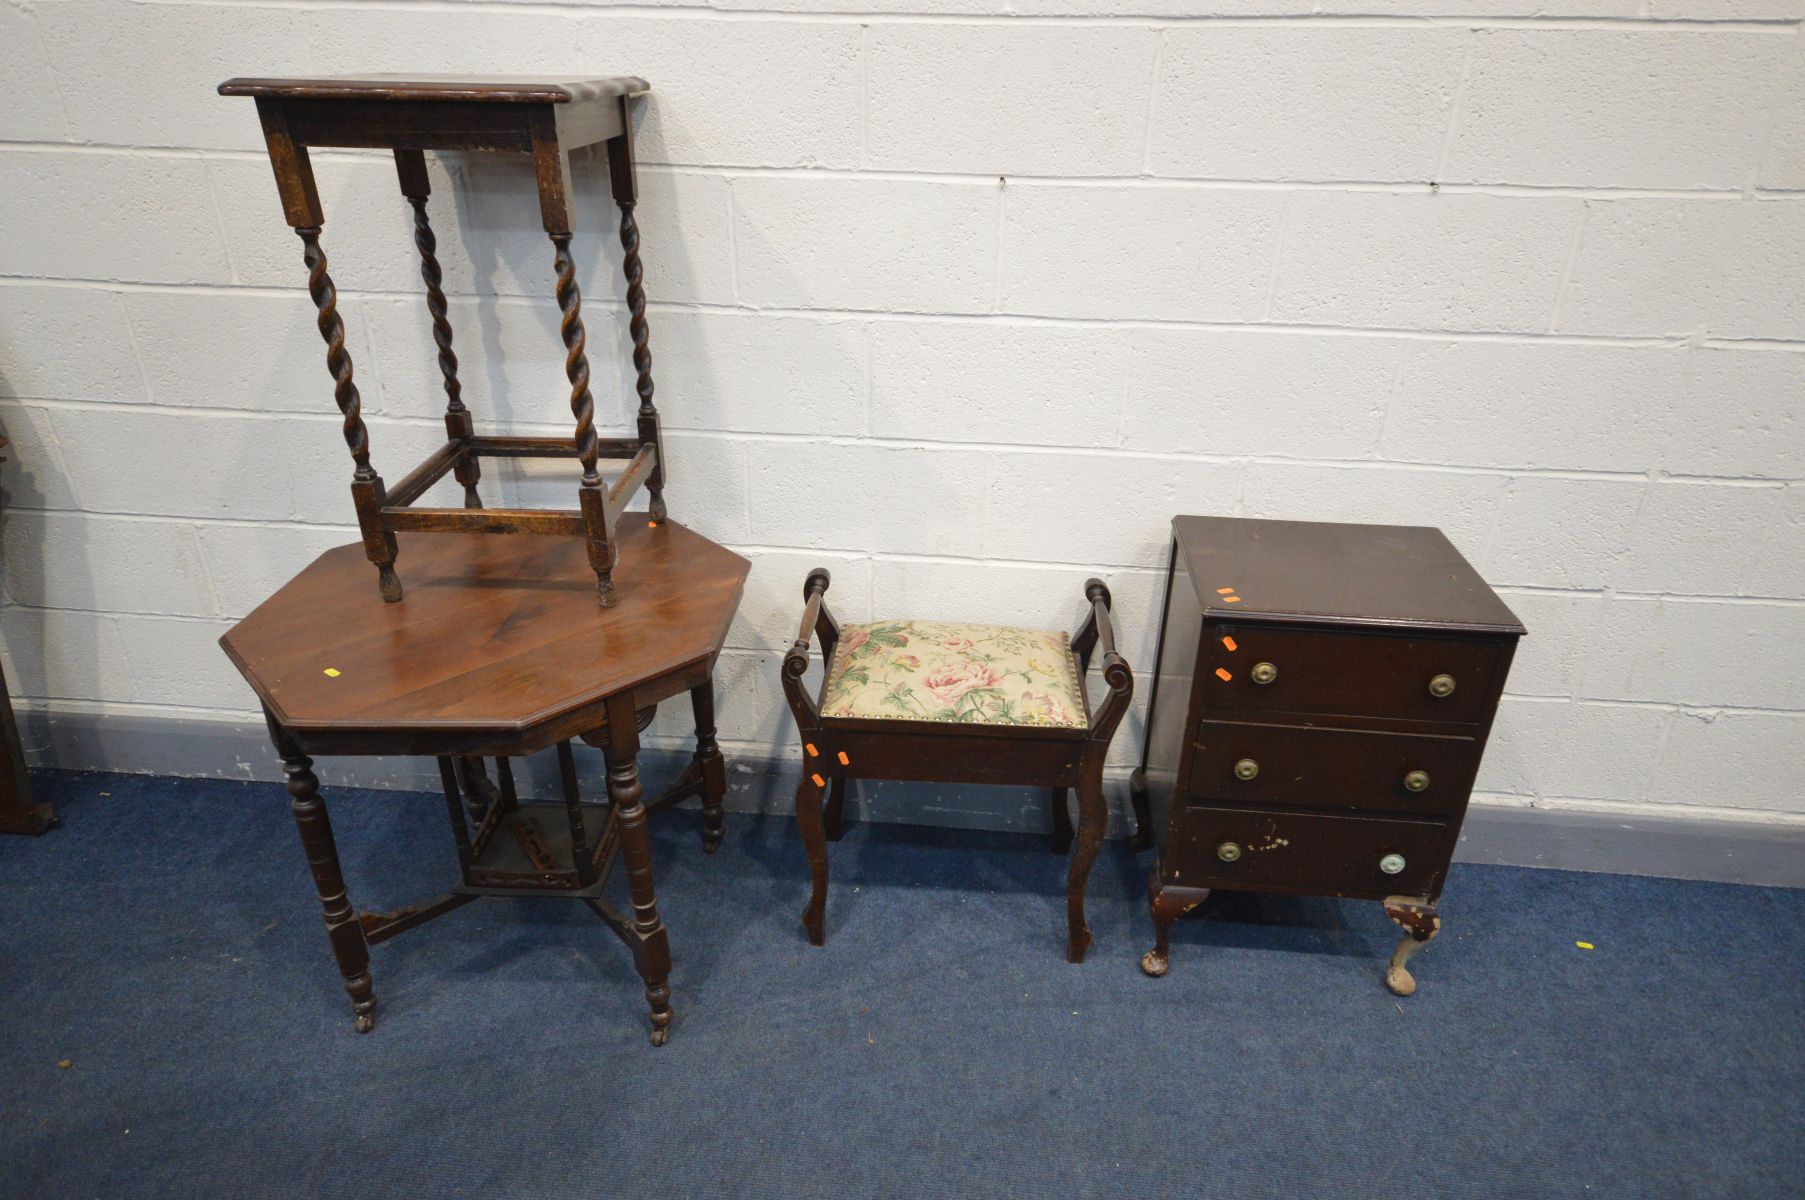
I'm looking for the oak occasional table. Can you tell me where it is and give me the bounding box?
[218,73,664,608]
[1131,517,1523,995]
[220,520,749,1043]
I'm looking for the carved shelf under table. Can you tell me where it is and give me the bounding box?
[1130,516,1525,995]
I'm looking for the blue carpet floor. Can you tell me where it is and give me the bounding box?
[2,769,1801,1198]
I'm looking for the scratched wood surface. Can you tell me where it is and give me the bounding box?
[1172,515,1524,634]
[220,521,748,742]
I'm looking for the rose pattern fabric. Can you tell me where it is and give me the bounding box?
[819,620,1087,728]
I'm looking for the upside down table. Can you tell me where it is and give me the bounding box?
[220,520,749,1043]
[218,74,665,608]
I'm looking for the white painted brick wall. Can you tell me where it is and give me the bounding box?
[0,0,1801,830]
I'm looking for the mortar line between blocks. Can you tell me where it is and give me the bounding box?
[5,140,1797,201]
[113,0,1805,33]
[13,277,1788,349]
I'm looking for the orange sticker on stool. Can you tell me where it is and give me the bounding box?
[806,743,818,757]
[1215,668,1233,682]
[1216,587,1235,595]
[1222,636,1238,652]
[1222,596,1241,603]
[837,752,850,765]
[811,773,826,788]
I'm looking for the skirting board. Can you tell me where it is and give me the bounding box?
[15,705,1805,888]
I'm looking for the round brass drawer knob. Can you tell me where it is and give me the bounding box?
[1217,841,1243,863]
[1233,758,1260,781]
[1379,853,1407,875]
[1251,662,1278,685]
[1428,674,1457,698]
[1403,770,1431,793]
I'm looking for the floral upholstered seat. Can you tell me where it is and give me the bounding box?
[819,620,1088,729]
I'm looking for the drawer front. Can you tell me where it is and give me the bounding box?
[1187,720,1478,818]
[1167,804,1449,899]
[1203,624,1505,726]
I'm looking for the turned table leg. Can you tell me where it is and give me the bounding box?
[274,735,376,1032]
[794,771,829,946]
[1065,766,1107,964]
[689,681,726,854]
[604,694,673,1044]
[1383,896,1442,997]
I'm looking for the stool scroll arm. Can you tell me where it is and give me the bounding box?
[1078,579,1133,743]
[783,568,837,945]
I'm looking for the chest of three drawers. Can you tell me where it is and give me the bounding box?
[1130,516,1525,995]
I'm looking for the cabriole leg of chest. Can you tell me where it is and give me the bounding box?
[1383,895,1442,996]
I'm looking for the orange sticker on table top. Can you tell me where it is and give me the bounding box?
[1214,668,1233,682]
[811,773,826,789]
[837,751,850,765]
[805,743,818,757]
[1216,587,1235,594]
[1221,596,1241,603]
[1221,636,1238,652]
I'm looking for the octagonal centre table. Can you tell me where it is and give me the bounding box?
[220,519,749,1044]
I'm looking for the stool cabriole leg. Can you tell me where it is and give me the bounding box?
[689,681,726,853]
[1126,767,1154,852]
[1065,764,1107,963]
[822,778,848,843]
[1048,787,1074,855]
[794,772,829,946]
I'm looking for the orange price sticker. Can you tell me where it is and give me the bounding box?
[1221,636,1238,652]
[1215,668,1233,682]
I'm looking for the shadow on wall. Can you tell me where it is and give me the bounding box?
[0,384,99,749]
